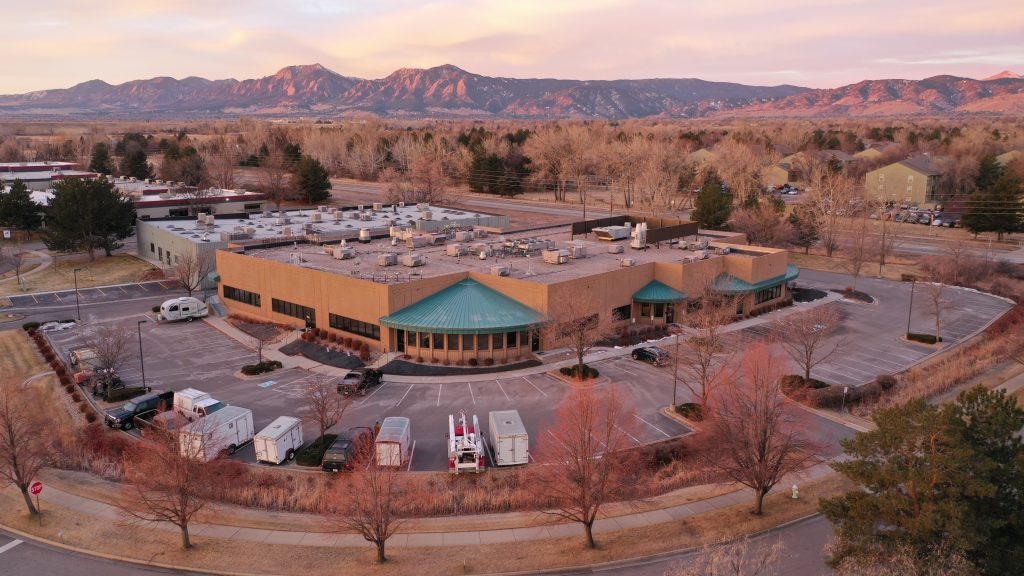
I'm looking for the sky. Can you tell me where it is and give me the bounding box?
[4,0,1023,93]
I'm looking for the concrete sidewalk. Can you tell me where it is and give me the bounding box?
[25,463,834,549]
[202,315,351,378]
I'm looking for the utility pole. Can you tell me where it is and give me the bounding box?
[905,278,916,337]
[73,268,82,321]
[137,320,147,390]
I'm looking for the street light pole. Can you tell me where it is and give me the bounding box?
[905,279,916,337]
[137,320,147,390]
[73,268,82,321]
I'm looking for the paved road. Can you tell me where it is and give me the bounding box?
[0,530,205,576]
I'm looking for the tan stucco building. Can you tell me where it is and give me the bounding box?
[864,155,945,207]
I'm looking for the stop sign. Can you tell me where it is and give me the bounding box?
[29,481,42,495]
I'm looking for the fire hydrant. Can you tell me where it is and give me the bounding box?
[792,484,800,499]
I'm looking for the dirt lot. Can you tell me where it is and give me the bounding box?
[0,255,158,297]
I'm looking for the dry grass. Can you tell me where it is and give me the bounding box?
[0,254,157,297]
[0,473,851,576]
[0,328,49,381]
[788,250,923,282]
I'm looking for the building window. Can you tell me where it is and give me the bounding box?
[448,333,459,349]
[223,285,261,307]
[149,243,155,254]
[244,203,262,211]
[493,333,503,349]
[519,331,528,347]
[507,332,517,347]
[477,334,490,350]
[640,302,652,318]
[419,332,430,349]
[462,334,472,350]
[408,331,416,345]
[432,333,443,350]
[158,247,163,259]
[612,304,631,320]
[328,314,380,340]
[755,285,782,305]
[654,303,665,318]
[168,208,189,217]
[272,298,316,325]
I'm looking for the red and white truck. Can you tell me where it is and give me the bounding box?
[447,411,487,474]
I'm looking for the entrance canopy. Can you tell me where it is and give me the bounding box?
[711,264,799,295]
[380,279,545,335]
[632,280,686,304]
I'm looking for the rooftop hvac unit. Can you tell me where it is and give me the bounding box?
[159,192,173,199]
[592,225,631,241]
[568,244,588,259]
[311,212,322,222]
[620,258,637,267]
[373,202,383,211]
[357,205,364,211]
[359,212,373,221]
[399,201,405,208]
[303,223,315,232]
[693,250,707,260]
[430,233,447,246]
[389,225,406,237]
[205,214,216,224]
[406,235,430,248]
[472,243,492,257]
[417,203,429,211]
[289,252,301,265]
[244,227,255,235]
[631,222,648,249]
[261,211,273,218]
[156,179,164,184]
[332,211,342,221]
[378,253,398,267]
[359,229,372,243]
[714,247,730,255]
[275,217,290,225]
[219,231,252,242]
[447,243,468,257]
[543,249,570,265]
[474,228,488,238]
[282,225,293,236]
[454,230,473,242]
[607,244,624,254]
[490,265,510,276]
[402,253,425,267]
[333,247,355,260]
[329,207,338,214]
[421,210,433,221]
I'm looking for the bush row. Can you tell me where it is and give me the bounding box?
[559,364,600,380]
[782,374,896,410]
[907,332,941,344]
[241,360,284,375]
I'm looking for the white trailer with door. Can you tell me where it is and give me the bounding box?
[375,417,411,467]
[488,410,529,466]
[254,416,304,465]
[157,297,209,322]
[180,406,254,462]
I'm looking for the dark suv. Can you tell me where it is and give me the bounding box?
[631,346,669,366]
[321,427,373,472]
[104,390,174,431]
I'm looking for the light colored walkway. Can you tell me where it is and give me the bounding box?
[202,316,351,377]
[0,250,51,286]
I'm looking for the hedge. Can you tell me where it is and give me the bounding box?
[675,402,704,420]
[907,332,941,344]
[22,322,40,331]
[241,360,283,376]
[559,364,600,379]
[295,434,337,467]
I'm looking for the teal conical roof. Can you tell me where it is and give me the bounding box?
[380,279,545,334]
[633,280,686,304]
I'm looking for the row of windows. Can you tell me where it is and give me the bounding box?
[755,285,782,305]
[223,285,261,307]
[329,314,381,341]
[612,304,631,320]
[272,298,316,325]
[638,302,668,318]
[405,331,527,351]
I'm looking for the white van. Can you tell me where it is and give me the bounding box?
[173,388,226,421]
[180,406,254,462]
[254,416,304,465]
[375,417,411,468]
[158,297,209,322]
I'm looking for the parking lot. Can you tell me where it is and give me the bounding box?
[8,280,180,309]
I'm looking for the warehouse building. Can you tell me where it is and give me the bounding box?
[213,212,797,363]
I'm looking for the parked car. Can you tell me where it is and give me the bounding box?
[321,427,374,472]
[632,346,669,366]
[104,390,173,431]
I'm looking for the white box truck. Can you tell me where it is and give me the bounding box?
[173,388,227,421]
[157,297,209,322]
[180,406,254,461]
[375,417,411,468]
[254,416,304,465]
[488,410,529,466]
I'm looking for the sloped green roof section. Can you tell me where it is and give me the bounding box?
[712,264,800,294]
[633,280,687,304]
[380,279,545,334]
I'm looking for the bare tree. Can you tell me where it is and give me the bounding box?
[844,215,870,290]
[666,536,785,576]
[301,375,350,443]
[119,425,216,549]
[728,205,794,247]
[708,344,819,515]
[535,387,635,548]
[170,251,213,298]
[805,165,855,257]
[872,205,903,276]
[918,257,956,343]
[0,245,28,289]
[382,151,449,205]
[773,306,843,382]
[206,136,238,190]
[543,290,616,381]
[328,442,407,563]
[0,379,50,515]
[258,147,292,211]
[82,323,134,375]
[675,290,738,415]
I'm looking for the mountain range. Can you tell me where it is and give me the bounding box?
[1,64,1022,119]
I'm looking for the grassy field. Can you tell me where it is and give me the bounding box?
[0,254,159,297]
[788,250,924,282]
[0,329,49,382]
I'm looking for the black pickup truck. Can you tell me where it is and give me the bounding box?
[336,368,382,396]
[104,390,173,431]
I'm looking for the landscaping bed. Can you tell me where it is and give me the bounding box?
[295,434,337,467]
[279,340,365,369]
[791,287,828,303]
[380,358,541,376]
[836,288,874,303]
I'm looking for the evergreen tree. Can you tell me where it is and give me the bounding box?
[88,142,114,174]
[43,178,135,259]
[821,386,1024,575]
[292,156,331,204]
[975,155,1004,192]
[691,171,732,229]
[963,172,1023,240]
[119,143,153,180]
[787,203,820,254]
[0,180,42,230]
[468,152,522,197]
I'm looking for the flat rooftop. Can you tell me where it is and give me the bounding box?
[0,170,96,181]
[133,188,263,204]
[244,225,754,285]
[145,204,505,243]
[0,161,77,171]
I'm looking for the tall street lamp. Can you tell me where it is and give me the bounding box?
[905,277,916,337]
[137,320,147,390]
[73,268,82,321]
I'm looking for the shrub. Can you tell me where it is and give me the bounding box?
[468,358,479,367]
[443,360,450,366]
[402,354,411,360]
[351,339,362,351]
[328,332,337,343]
[559,364,599,380]
[675,403,703,420]
[295,434,337,467]
[105,386,147,403]
[22,321,40,331]
[416,356,424,363]
[875,374,897,391]
[343,337,352,348]
[152,305,160,313]
[71,392,82,403]
[240,360,283,376]
[79,402,89,413]
[431,357,440,364]
[483,358,494,367]
[907,332,940,344]
[85,412,98,423]
[64,384,74,394]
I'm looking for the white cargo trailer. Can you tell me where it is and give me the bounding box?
[375,417,411,467]
[488,410,529,466]
[157,297,209,322]
[254,416,304,465]
[180,406,254,462]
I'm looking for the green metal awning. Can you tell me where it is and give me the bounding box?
[633,280,687,304]
[712,264,800,294]
[380,279,546,335]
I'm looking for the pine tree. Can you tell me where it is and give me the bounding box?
[691,171,732,229]
[963,172,1023,240]
[88,142,114,174]
[118,143,153,180]
[0,180,42,230]
[975,154,1004,192]
[787,203,820,254]
[292,156,331,204]
[43,178,135,259]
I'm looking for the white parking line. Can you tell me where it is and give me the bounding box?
[521,376,548,397]
[406,440,417,471]
[615,424,643,445]
[635,415,670,438]
[359,382,387,404]
[394,384,414,407]
[468,382,476,404]
[436,384,443,407]
[0,539,22,554]
[495,379,510,402]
